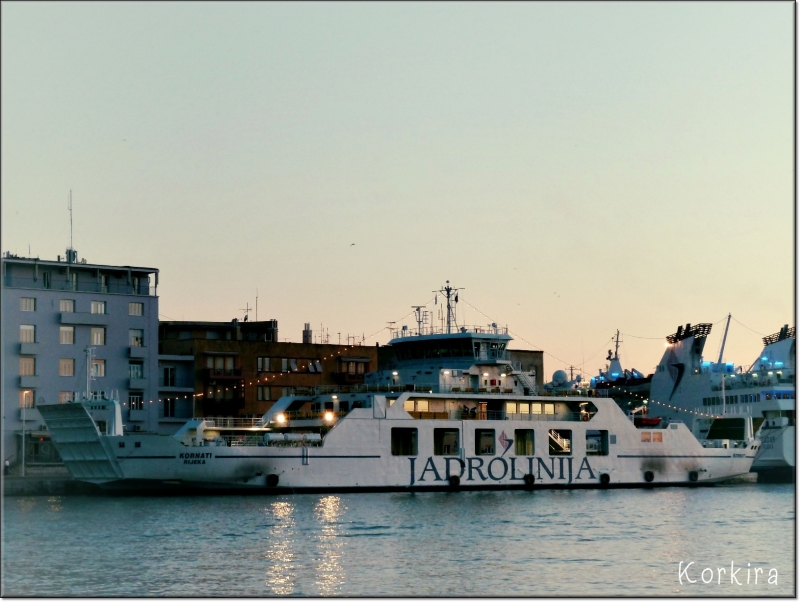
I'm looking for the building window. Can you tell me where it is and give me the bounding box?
[91,328,106,345]
[20,297,36,311]
[91,360,105,378]
[164,398,176,418]
[60,299,75,312]
[357,363,365,375]
[90,301,106,314]
[129,329,144,347]
[348,362,356,375]
[129,302,144,316]
[257,357,271,372]
[19,390,34,408]
[20,357,35,376]
[257,386,271,401]
[132,276,140,294]
[59,391,75,403]
[43,272,51,289]
[515,429,534,456]
[281,358,289,372]
[434,428,460,455]
[100,274,109,293]
[391,428,418,456]
[548,429,572,455]
[60,326,75,345]
[475,429,496,455]
[129,362,143,379]
[69,272,77,291]
[20,325,35,343]
[163,367,175,387]
[129,394,143,410]
[59,359,75,377]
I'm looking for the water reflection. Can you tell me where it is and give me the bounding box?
[314,496,346,596]
[47,496,63,513]
[15,497,37,513]
[264,500,296,595]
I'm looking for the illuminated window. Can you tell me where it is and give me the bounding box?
[20,325,35,343]
[19,357,35,376]
[91,328,106,345]
[653,432,662,443]
[91,360,105,378]
[60,326,74,345]
[19,390,34,408]
[641,432,651,443]
[59,359,74,376]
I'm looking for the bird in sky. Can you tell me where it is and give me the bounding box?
[350,243,355,246]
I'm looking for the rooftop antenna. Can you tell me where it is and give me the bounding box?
[69,190,73,250]
[255,289,258,322]
[240,302,252,321]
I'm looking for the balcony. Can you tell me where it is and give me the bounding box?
[129,409,148,422]
[19,376,38,388]
[20,343,39,355]
[61,312,109,326]
[19,408,41,422]
[203,368,243,380]
[4,275,156,296]
[129,377,147,389]
[129,346,147,359]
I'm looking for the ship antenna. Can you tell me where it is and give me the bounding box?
[613,330,621,360]
[433,281,464,334]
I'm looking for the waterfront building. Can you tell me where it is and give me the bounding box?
[158,321,378,417]
[1,249,160,469]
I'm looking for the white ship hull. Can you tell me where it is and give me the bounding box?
[39,393,757,492]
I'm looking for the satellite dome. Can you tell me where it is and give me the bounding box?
[553,370,568,384]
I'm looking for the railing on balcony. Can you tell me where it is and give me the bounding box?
[3,276,155,296]
[204,368,243,379]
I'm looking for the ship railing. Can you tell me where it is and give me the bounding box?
[201,417,264,428]
[390,325,509,339]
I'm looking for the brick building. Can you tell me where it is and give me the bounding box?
[159,320,378,417]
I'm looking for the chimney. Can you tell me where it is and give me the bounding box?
[303,323,312,344]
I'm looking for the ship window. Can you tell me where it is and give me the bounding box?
[119,442,125,448]
[519,403,530,414]
[506,402,517,415]
[609,434,617,444]
[403,400,414,411]
[391,428,417,456]
[135,442,141,448]
[339,401,350,413]
[434,428,459,455]
[531,403,542,415]
[586,430,608,456]
[548,429,572,455]
[515,429,534,455]
[544,403,555,415]
[475,429,495,455]
[653,432,662,443]
[416,399,428,412]
[641,432,651,442]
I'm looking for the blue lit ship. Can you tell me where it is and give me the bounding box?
[647,318,795,482]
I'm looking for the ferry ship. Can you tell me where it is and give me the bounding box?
[37,285,759,492]
[647,319,795,482]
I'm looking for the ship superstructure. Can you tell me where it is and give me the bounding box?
[648,320,795,482]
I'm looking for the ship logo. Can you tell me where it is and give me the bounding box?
[499,431,513,456]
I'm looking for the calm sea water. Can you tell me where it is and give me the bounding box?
[1,484,795,597]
